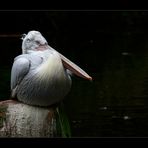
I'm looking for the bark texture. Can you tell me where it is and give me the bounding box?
[0,100,57,137]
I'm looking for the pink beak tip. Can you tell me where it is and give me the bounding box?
[88,76,93,81]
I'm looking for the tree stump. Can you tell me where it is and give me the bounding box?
[0,100,57,137]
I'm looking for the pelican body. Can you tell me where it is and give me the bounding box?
[11,31,92,107]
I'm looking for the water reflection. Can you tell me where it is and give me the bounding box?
[123,115,130,120]
[69,105,148,137]
[99,106,108,110]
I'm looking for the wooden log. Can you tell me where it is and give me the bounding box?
[0,100,57,137]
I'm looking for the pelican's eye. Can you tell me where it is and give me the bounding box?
[26,38,31,43]
[35,40,40,45]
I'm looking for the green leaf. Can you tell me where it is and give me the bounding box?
[56,102,71,138]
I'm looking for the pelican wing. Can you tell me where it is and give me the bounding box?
[11,56,30,97]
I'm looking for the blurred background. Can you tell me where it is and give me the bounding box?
[1,10,148,137]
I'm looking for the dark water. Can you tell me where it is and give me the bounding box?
[69,105,148,137]
[64,52,148,137]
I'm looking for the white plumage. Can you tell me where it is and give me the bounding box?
[11,31,92,106]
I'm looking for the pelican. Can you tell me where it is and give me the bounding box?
[11,30,92,107]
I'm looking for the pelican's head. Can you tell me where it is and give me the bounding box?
[21,30,48,54]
